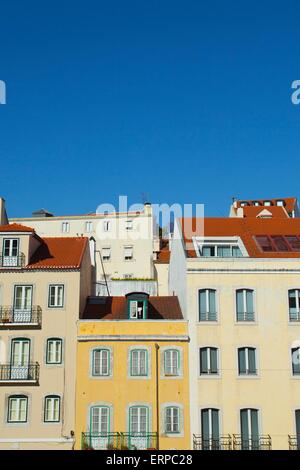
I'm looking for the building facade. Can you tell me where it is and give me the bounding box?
[0,223,92,450]
[169,198,300,450]
[10,203,160,296]
[75,293,190,450]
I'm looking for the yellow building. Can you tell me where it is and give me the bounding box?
[75,293,190,450]
[0,222,92,450]
[169,197,300,450]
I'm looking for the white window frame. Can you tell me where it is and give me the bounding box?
[46,338,63,364]
[102,247,111,261]
[7,396,28,423]
[44,396,61,423]
[48,284,64,308]
[125,220,133,230]
[165,406,180,434]
[92,348,110,377]
[85,221,93,233]
[193,236,248,258]
[103,220,111,232]
[61,221,69,233]
[124,246,133,261]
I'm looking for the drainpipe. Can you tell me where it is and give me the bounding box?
[95,249,110,296]
[155,343,160,450]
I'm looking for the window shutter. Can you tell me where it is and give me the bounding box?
[248,348,256,373]
[200,348,208,374]
[210,348,218,373]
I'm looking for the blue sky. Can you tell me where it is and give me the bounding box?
[0,0,300,218]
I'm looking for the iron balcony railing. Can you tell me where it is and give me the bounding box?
[288,435,300,450]
[236,312,255,322]
[193,434,232,450]
[0,363,40,383]
[0,306,42,326]
[81,432,158,450]
[233,434,272,450]
[0,254,25,268]
[82,433,122,450]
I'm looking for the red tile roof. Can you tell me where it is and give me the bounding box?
[0,223,35,232]
[155,240,170,263]
[242,206,289,218]
[180,217,300,258]
[82,296,183,320]
[27,237,88,269]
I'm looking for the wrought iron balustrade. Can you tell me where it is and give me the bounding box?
[0,306,42,326]
[233,434,272,450]
[0,363,40,383]
[0,254,25,268]
[193,434,232,450]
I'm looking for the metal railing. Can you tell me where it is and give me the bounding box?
[233,434,272,450]
[0,306,42,326]
[81,432,158,450]
[236,312,255,322]
[193,434,232,450]
[0,254,25,268]
[0,363,40,383]
[288,435,300,450]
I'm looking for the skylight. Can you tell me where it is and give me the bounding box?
[254,235,300,252]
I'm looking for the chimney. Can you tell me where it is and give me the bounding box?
[143,202,152,216]
[0,198,8,225]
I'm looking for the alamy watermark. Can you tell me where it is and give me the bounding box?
[0,80,6,104]
[95,195,204,245]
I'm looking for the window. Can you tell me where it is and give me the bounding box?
[263,200,272,206]
[13,285,32,322]
[252,201,261,206]
[7,395,28,423]
[85,221,93,233]
[240,408,259,450]
[130,349,148,376]
[61,222,69,233]
[276,200,285,207]
[46,338,62,364]
[129,406,149,449]
[125,220,133,230]
[236,289,254,321]
[129,299,147,319]
[124,246,133,260]
[201,409,220,450]
[44,395,60,422]
[200,244,243,258]
[165,406,180,433]
[92,349,110,376]
[255,235,300,252]
[3,238,19,266]
[90,406,109,434]
[289,290,300,322]
[200,347,218,375]
[103,220,110,232]
[164,349,179,376]
[102,247,111,261]
[124,274,133,279]
[240,202,249,207]
[199,289,217,321]
[238,348,257,375]
[48,285,64,308]
[292,347,300,375]
[10,338,30,379]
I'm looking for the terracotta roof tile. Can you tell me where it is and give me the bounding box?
[180,217,300,258]
[27,237,88,269]
[82,296,183,320]
[0,223,35,232]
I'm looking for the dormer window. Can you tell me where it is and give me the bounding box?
[240,202,249,207]
[252,201,261,206]
[127,293,149,320]
[276,200,285,207]
[2,238,19,267]
[263,201,272,206]
[198,241,244,258]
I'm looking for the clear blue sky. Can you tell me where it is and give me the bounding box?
[0,0,300,218]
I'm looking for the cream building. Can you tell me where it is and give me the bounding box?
[169,199,300,450]
[0,222,92,450]
[10,203,162,296]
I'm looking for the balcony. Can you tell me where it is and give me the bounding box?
[0,254,25,268]
[288,435,300,450]
[81,432,158,450]
[233,434,272,450]
[193,434,232,450]
[0,306,42,328]
[0,363,40,385]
